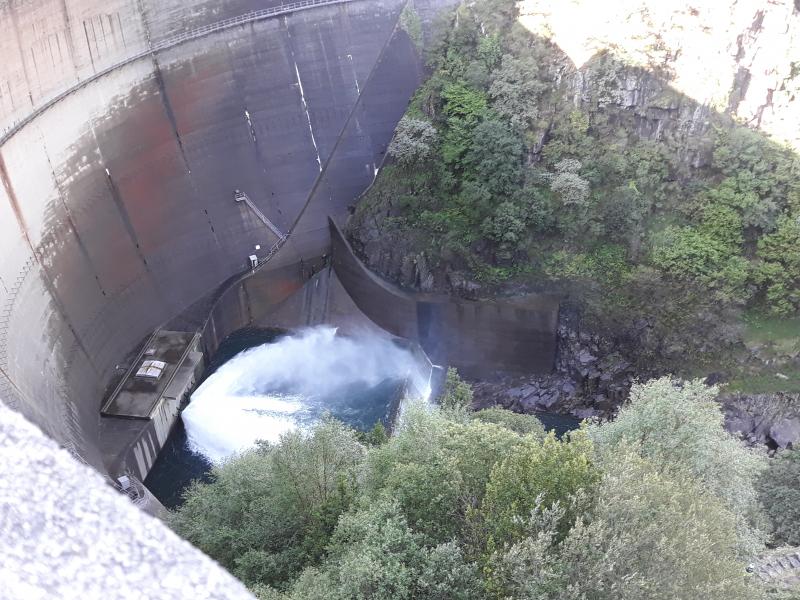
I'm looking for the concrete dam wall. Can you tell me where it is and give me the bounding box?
[0,0,558,481]
[0,0,438,470]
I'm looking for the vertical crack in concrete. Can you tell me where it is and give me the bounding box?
[285,17,324,172]
[89,121,176,314]
[348,54,361,95]
[0,151,101,377]
[41,140,108,297]
[152,64,191,175]
[149,44,223,249]
[102,166,149,268]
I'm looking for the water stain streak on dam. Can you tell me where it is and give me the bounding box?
[0,0,558,480]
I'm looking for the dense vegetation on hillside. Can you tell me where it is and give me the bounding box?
[165,3,800,597]
[170,376,800,599]
[350,0,800,372]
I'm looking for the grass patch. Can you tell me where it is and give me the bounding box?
[742,313,800,344]
[725,370,800,394]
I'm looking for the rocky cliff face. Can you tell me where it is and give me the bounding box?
[349,1,800,296]
[723,392,800,450]
[519,0,800,153]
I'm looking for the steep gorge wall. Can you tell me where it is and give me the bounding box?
[0,0,446,470]
[518,0,800,154]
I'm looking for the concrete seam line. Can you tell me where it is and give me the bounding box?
[284,0,413,238]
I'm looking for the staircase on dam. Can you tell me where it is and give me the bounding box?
[234,190,287,242]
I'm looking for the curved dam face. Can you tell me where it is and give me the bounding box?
[0,0,441,471]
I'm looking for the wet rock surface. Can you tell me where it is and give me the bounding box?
[721,392,800,450]
[469,308,800,451]
[471,307,637,422]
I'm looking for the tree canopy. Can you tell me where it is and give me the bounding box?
[171,378,773,599]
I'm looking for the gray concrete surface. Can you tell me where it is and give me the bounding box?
[0,400,254,600]
[102,330,196,418]
[0,0,436,472]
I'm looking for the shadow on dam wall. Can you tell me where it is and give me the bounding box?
[0,0,462,472]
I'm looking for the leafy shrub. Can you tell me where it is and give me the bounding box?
[550,160,590,206]
[440,367,474,410]
[170,417,364,588]
[388,117,438,167]
[589,377,768,554]
[496,449,755,600]
[756,216,800,315]
[758,448,800,546]
[478,430,599,548]
[472,407,546,438]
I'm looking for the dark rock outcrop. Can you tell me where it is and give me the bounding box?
[471,306,637,421]
[722,392,800,450]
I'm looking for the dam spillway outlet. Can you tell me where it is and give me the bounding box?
[183,326,430,462]
[146,326,432,505]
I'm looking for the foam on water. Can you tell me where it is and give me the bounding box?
[182,326,428,463]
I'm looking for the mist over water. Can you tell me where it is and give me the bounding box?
[182,326,429,463]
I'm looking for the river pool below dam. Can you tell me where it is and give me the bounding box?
[145,326,579,508]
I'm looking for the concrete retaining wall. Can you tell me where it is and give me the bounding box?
[330,219,561,376]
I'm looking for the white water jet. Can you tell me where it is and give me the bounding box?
[182,326,428,463]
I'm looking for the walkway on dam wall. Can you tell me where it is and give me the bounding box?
[0,0,360,144]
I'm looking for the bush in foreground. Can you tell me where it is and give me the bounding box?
[172,378,772,599]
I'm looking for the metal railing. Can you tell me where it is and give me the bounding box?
[116,476,149,507]
[0,0,357,146]
[235,190,287,241]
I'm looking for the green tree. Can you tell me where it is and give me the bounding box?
[549,159,590,207]
[482,201,527,259]
[440,367,474,411]
[477,34,503,70]
[365,403,526,543]
[464,118,524,196]
[170,417,365,588]
[472,407,546,438]
[756,215,800,315]
[489,55,547,130]
[700,202,744,250]
[589,377,768,554]
[713,128,800,209]
[758,448,800,546]
[497,449,755,600]
[441,82,488,168]
[389,117,438,167]
[288,499,482,600]
[703,176,778,232]
[478,430,599,550]
[354,421,389,447]
[650,226,728,279]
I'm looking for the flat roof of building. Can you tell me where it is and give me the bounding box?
[101,330,197,419]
